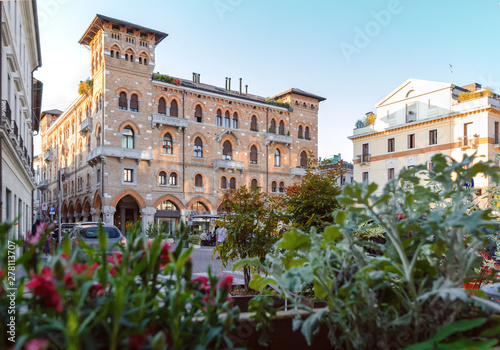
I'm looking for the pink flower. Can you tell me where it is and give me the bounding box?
[192,276,210,293]
[218,275,233,290]
[25,338,50,350]
[159,242,171,268]
[25,267,63,312]
[88,283,104,298]
[64,272,74,288]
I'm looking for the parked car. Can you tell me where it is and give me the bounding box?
[52,223,76,243]
[68,222,126,255]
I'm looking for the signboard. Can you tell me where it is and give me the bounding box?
[187,217,193,226]
[49,207,56,215]
[41,203,47,211]
[463,178,475,189]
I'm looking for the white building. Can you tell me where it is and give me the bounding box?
[349,79,500,196]
[1,0,42,238]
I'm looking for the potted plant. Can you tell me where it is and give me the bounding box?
[188,234,202,248]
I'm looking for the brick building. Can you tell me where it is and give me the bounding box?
[39,14,325,234]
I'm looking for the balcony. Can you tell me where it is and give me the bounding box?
[87,146,153,166]
[10,120,18,145]
[357,154,371,165]
[44,150,53,163]
[79,117,93,135]
[151,114,188,131]
[291,167,307,178]
[265,133,293,147]
[60,167,70,180]
[1,100,12,132]
[37,180,48,191]
[459,136,478,150]
[213,159,245,172]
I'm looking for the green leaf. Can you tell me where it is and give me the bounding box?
[433,318,487,343]
[301,308,327,346]
[249,275,276,291]
[437,338,497,350]
[405,339,435,350]
[278,229,311,251]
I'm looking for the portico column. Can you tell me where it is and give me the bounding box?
[82,211,90,222]
[103,206,116,225]
[91,208,101,222]
[141,207,157,233]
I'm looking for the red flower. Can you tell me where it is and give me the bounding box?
[60,254,70,261]
[25,267,63,312]
[64,272,74,288]
[24,338,50,350]
[128,334,148,350]
[109,266,117,276]
[72,262,99,277]
[193,276,210,293]
[218,275,233,290]
[159,242,171,268]
[107,252,123,265]
[88,283,104,298]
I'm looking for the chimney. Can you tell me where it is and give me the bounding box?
[192,73,196,83]
[245,85,248,94]
[225,77,228,90]
[239,78,242,94]
[228,78,231,91]
[196,73,200,83]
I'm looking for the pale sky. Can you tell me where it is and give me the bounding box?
[34,0,500,161]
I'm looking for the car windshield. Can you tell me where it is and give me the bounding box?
[81,227,121,239]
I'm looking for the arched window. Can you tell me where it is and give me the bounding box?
[233,112,239,129]
[138,57,142,64]
[270,119,276,133]
[96,126,101,147]
[216,109,222,126]
[125,53,129,61]
[170,100,178,117]
[194,137,203,158]
[110,50,114,58]
[250,145,258,164]
[250,115,257,131]
[251,179,258,188]
[163,133,173,154]
[194,174,203,187]
[122,126,134,149]
[221,176,227,189]
[195,105,202,123]
[223,141,232,160]
[169,173,178,186]
[274,149,281,167]
[192,201,208,212]
[119,92,127,110]
[279,120,285,135]
[279,181,285,193]
[298,125,303,139]
[158,171,167,185]
[116,51,120,59]
[130,55,134,62]
[86,173,90,185]
[130,94,139,112]
[224,111,230,128]
[157,200,178,210]
[305,127,310,139]
[229,177,236,189]
[300,151,308,168]
[271,181,277,192]
[158,97,166,115]
[144,59,148,65]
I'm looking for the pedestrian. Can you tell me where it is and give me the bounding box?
[31,219,40,236]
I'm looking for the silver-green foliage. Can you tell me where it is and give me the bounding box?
[244,153,500,349]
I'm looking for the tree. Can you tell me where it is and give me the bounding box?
[283,159,344,232]
[215,186,284,292]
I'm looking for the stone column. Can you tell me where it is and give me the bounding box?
[102,206,116,225]
[74,213,82,223]
[81,211,90,222]
[166,106,171,116]
[141,207,157,233]
[91,208,101,222]
[67,214,74,223]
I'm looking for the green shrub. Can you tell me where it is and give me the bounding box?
[188,234,202,245]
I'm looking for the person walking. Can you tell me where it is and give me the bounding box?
[215,226,227,259]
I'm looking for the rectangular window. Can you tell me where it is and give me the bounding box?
[124,169,133,183]
[464,122,472,145]
[361,143,369,163]
[388,168,395,180]
[428,162,434,171]
[97,169,101,184]
[388,138,395,153]
[408,134,415,149]
[429,129,437,145]
[362,172,369,182]
[5,189,12,222]
[495,121,499,144]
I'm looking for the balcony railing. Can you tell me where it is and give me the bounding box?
[459,136,478,149]
[79,117,93,135]
[291,167,307,177]
[151,114,188,130]
[358,154,371,164]
[213,159,245,172]
[11,120,18,144]
[1,100,12,131]
[87,146,153,166]
[265,133,293,146]
[44,150,53,163]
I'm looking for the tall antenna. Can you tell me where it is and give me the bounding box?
[449,64,453,82]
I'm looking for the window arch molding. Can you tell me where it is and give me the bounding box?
[118,121,140,135]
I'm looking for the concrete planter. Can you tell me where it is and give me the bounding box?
[189,243,201,249]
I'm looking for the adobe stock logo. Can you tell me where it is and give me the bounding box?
[339,0,405,63]
[37,0,72,28]
[213,0,243,21]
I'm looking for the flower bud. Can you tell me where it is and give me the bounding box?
[183,257,193,281]
[53,258,65,281]
[151,331,166,350]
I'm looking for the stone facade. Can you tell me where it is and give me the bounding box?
[39,15,325,233]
